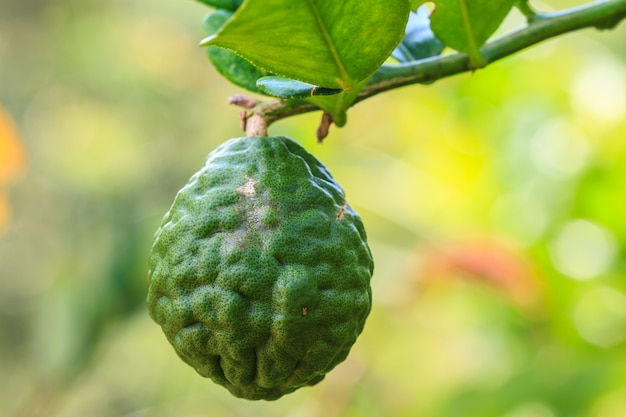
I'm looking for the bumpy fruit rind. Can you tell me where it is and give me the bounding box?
[147,136,373,400]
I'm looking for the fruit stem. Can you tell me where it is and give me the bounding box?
[245,113,268,137]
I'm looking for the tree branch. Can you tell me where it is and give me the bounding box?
[239,0,626,128]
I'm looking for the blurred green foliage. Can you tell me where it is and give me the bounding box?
[1,0,625,416]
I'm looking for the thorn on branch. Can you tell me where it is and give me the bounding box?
[316,112,334,143]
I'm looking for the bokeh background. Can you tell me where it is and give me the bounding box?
[1,0,626,416]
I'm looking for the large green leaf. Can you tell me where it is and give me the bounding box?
[426,0,517,67]
[409,0,423,11]
[201,0,410,90]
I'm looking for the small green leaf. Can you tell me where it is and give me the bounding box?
[202,10,271,94]
[201,0,410,90]
[256,77,342,99]
[429,0,517,67]
[195,0,243,11]
[392,6,444,63]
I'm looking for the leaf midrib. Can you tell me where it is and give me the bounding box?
[304,0,351,89]
[458,0,483,64]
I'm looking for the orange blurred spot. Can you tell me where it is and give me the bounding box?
[420,237,543,311]
[0,105,26,184]
[0,105,26,234]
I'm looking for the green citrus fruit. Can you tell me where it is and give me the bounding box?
[147,136,373,400]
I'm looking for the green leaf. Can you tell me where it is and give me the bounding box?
[409,0,422,11]
[201,0,410,90]
[256,76,342,99]
[202,10,271,94]
[428,0,517,67]
[195,0,243,11]
[392,6,444,63]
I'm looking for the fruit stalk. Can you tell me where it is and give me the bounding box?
[244,113,268,137]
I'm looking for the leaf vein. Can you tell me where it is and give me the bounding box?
[459,0,478,56]
[303,0,351,89]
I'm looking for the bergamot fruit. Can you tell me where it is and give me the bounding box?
[147,136,373,400]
